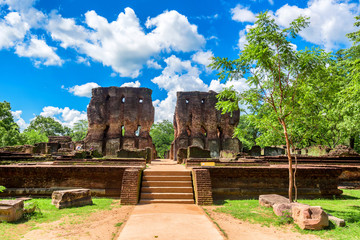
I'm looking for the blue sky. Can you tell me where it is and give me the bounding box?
[0,0,359,130]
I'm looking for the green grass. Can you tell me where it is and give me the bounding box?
[215,189,360,240]
[0,198,120,240]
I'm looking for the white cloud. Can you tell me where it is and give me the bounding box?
[191,50,214,68]
[121,81,141,88]
[11,110,28,131]
[268,0,274,6]
[76,56,90,66]
[40,106,87,128]
[146,59,162,69]
[274,0,360,50]
[15,37,63,66]
[208,79,248,93]
[67,82,100,98]
[0,12,30,49]
[47,8,205,78]
[231,4,256,23]
[151,55,248,122]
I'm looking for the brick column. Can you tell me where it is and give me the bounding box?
[120,169,142,205]
[192,168,213,205]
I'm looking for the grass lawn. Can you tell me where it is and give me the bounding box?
[215,189,360,240]
[0,198,120,240]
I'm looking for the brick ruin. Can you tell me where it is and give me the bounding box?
[84,87,154,156]
[171,91,241,160]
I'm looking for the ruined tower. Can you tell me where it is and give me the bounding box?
[171,91,241,159]
[85,87,154,156]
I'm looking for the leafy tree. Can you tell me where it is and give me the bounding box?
[211,12,328,202]
[71,120,88,142]
[21,129,48,145]
[0,185,5,193]
[150,120,174,158]
[0,101,21,147]
[25,115,70,137]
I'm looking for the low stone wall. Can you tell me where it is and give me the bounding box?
[193,166,343,201]
[0,165,143,199]
[186,158,268,167]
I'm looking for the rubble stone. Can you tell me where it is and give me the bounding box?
[0,199,24,222]
[292,205,329,230]
[259,194,289,207]
[52,189,93,209]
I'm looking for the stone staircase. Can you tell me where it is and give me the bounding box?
[139,170,195,204]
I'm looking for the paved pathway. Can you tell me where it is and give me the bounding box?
[118,159,224,240]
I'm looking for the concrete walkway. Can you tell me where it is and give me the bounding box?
[118,203,224,240]
[118,159,224,240]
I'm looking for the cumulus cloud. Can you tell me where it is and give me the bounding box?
[146,59,162,69]
[11,110,28,131]
[40,106,87,128]
[231,4,256,23]
[274,0,359,50]
[152,55,248,122]
[191,50,214,70]
[15,37,63,66]
[67,82,101,98]
[121,81,141,88]
[47,8,205,78]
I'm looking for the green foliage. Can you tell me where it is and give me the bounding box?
[0,186,5,192]
[71,120,88,142]
[0,101,22,147]
[150,120,174,158]
[25,115,70,137]
[20,129,48,145]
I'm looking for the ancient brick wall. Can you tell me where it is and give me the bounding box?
[192,168,213,205]
[0,165,142,198]
[85,87,154,156]
[194,166,343,200]
[172,91,240,159]
[120,169,142,205]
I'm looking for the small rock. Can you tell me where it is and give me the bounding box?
[328,214,346,227]
[259,194,289,208]
[292,205,329,230]
[52,189,93,209]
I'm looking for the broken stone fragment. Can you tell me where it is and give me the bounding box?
[0,199,24,222]
[51,189,93,209]
[292,205,329,230]
[259,194,289,208]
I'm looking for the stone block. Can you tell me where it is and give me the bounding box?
[273,203,292,217]
[264,146,285,156]
[259,194,289,208]
[292,205,329,230]
[117,149,147,159]
[105,138,120,156]
[328,214,346,227]
[222,138,241,152]
[0,199,24,222]
[52,189,93,209]
[187,146,211,159]
[208,139,220,158]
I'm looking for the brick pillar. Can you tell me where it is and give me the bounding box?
[120,169,142,205]
[192,168,213,205]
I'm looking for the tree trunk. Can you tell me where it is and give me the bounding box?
[350,135,355,149]
[281,120,293,202]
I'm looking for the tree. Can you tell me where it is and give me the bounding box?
[25,115,70,137]
[211,12,328,202]
[71,120,88,142]
[0,101,21,147]
[21,129,48,145]
[150,120,174,158]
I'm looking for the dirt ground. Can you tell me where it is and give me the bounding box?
[20,205,322,240]
[22,205,134,240]
[203,206,322,240]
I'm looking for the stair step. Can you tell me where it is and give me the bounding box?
[143,176,191,181]
[142,181,193,187]
[141,193,194,199]
[143,171,191,176]
[139,199,195,204]
[141,187,193,193]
